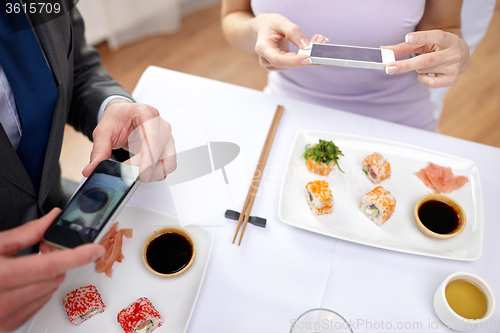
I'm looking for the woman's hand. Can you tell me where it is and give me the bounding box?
[252,13,328,72]
[384,30,469,88]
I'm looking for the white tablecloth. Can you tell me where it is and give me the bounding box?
[128,67,499,333]
[15,66,498,333]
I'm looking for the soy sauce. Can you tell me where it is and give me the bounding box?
[418,200,459,234]
[146,232,192,274]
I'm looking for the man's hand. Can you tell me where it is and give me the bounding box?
[82,99,177,182]
[0,209,105,332]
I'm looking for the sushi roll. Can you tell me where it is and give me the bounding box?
[305,180,333,215]
[306,157,334,176]
[62,285,106,325]
[117,297,162,333]
[359,186,396,226]
[303,139,344,175]
[362,152,391,184]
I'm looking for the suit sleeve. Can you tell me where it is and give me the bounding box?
[66,7,134,141]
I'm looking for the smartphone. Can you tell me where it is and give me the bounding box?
[298,43,395,70]
[43,160,140,249]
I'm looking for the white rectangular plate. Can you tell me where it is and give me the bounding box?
[279,131,484,261]
[29,205,214,333]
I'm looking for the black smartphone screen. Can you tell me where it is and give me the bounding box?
[44,160,138,248]
[311,44,383,63]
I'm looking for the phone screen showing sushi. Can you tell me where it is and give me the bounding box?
[311,44,383,63]
[44,160,139,249]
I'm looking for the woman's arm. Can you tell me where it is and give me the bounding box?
[221,0,257,52]
[385,0,469,88]
[416,0,463,37]
[221,0,327,71]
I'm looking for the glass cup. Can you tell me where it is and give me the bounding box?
[290,308,353,333]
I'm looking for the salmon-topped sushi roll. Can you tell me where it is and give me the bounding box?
[360,186,396,226]
[306,157,334,176]
[63,285,106,325]
[362,152,391,184]
[303,139,344,176]
[305,180,333,215]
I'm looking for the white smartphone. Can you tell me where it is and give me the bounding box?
[298,43,395,70]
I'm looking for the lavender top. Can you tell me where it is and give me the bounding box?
[252,0,436,130]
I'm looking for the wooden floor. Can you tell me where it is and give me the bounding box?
[60,2,500,182]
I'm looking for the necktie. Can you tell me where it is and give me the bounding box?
[0,1,58,191]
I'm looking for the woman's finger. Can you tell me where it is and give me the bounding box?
[405,30,456,48]
[261,48,310,69]
[318,35,329,44]
[386,51,445,74]
[418,73,457,89]
[382,42,424,58]
[259,55,272,67]
[255,36,310,69]
[309,34,329,45]
[415,65,452,75]
[265,66,288,72]
[260,56,293,71]
[310,34,321,44]
[268,17,309,50]
[260,56,288,71]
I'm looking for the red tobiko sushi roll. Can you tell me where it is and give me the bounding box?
[62,285,106,325]
[117,297,163,333]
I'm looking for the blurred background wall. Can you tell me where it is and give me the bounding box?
[77,0,219,49]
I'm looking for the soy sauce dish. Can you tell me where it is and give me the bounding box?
[414,194,466,239]
[142,227,196,277]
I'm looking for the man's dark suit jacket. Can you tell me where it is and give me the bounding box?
[0,5,133,231]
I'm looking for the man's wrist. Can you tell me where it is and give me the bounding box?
[97,96,134,122]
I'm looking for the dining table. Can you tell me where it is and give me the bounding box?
[16,66,500,333]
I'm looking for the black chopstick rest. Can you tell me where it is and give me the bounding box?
[225,210,266,228]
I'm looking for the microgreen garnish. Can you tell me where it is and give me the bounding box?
[302,139,344,173]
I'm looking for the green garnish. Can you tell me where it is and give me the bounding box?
[302,139,344,173]
[363,169,368,176]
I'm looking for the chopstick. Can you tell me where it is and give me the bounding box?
[232,105,284,245]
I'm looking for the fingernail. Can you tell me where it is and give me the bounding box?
[301,58,312,65]
[323,37,329,44]
[82,164,90,176]
[385,65,398,74]
[300,38,309,48]
[405,34,416,43]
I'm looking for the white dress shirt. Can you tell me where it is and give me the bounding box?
[0,65,22,149]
